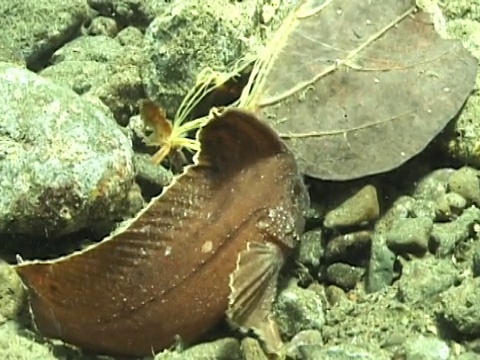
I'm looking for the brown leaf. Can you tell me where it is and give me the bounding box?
[244,0,478,180]
[15,108,309,357]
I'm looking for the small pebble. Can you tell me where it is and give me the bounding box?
[154,337,242,360]
[473,242,480,277]
[431,206,480,257]
[116,26,144,46]
[325,285,348,306]
[366,234,396,293]
[326,263,364,291]
[413,168,453,200]
[297,229,323,268]
[324,184,380,229]
[133,153,173,189]
[285,330,324,359]
[324,230,372,264]
[410,199,436,220]
[87,16,119,37]
[448,166,480,205]
[435,192,467,220]
[386,217,433,255]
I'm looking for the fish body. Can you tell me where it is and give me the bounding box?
[15,108,309,357]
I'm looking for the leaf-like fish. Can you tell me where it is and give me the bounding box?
[14,108,309,357]
[241,0,478,180]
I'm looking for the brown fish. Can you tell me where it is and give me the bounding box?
[15,108,309,357]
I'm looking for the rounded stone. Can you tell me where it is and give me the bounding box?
[0,63,134,239]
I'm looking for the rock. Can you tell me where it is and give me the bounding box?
[440,277,480,337]
[275,281,325,339]
[51,35,125,64]
[41,58,110,95]
[326,263,365,291]
[430,206,480,257]
[325,285,348,306]
[445,192,469,211]
[375,196,415,233]
[141,0,296,117]
[0,262,25,324]
[154,337,242,360]
[241,338,269,360]
[410,199,436,220]
[435,192,468,220]
[88,0,161,30]
[304,201,324,226]
[324,230,372,265]
[386,217,433,255]
[396,257,460,303]
[473,241,480,277]
[296,228,323,269]
[448,167,480,206]
[115,26,144,46]
[443,15,480,166]
[443,1,480,22]
[0,322,57,359]
[324,184,380,229]
[402,335,450,360]
[297,344,389,360]
[456,352,480,360]
[40,36,122,94]
[365,234,396,293]
[0,40,24,67]
[86,16,119,37]
[447,18,480,59]
[284,330,323,359]
[0,0,90,70]
[0,63,135,239]
[412,168,454,201]
[133,153,173,190]
[40,35,145,125]
[322,285,440,358]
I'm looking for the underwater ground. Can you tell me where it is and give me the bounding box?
[1,0,480,359]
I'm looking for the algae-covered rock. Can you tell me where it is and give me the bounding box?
[0,321,57,360]
[366,234,396,293]
[87,0,162,30]
[0,262,24,324]
[326,262,365,291]
[447,166,480,205]
[440,277,480,336]
[40,34,145,125]
[0,63,135,239]
[0,0,89,70]
[396,257,460,303]
[444,17,480,165]
[402,335,450,360]
[430,206,480,256]
[275,281,325,339]
[386,217,433,255]
[296,228,323,269]
[154,338,242,360]
[141,0,297,117]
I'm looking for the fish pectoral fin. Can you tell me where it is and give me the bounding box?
[227,241,285,354]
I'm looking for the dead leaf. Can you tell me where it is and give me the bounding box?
[242,0,478,180]
[15,108,309,357]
